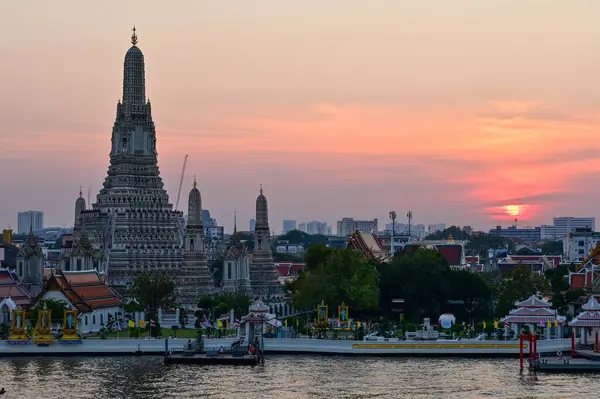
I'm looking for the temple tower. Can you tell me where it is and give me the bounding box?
[74,186,86,227]
[181,177,214,305]
[249,186,282,298]
[74,28,187,298]
[223,211,251,294]
[15,231,44,295]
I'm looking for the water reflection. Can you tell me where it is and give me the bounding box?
[0,356,598,398]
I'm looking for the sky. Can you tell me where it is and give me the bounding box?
[2,1,600,234]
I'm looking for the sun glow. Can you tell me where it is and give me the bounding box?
[505,205,521,216]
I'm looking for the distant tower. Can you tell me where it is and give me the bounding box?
[74,186,86,227]
[181,176,214,305]
[250,185,282,299]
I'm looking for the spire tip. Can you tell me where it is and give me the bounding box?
[131,26,138,46]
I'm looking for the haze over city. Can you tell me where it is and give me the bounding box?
[2,1,600,232]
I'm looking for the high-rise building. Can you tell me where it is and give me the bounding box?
[428,223,446,234]
[336,217,378,237]
[17,211,44,234]
[298,222,306,233]
[306,221,328,235]
[282,220,296,233]
[249,218,256,232]
[541,217,596,240]
[72,29,209,304]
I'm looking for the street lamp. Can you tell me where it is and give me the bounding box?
[389,211,397,257]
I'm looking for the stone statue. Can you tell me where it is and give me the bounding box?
[340,308,347,322]
[15,314,22,329]
[67,313,74,329]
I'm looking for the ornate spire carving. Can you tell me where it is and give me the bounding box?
[131,26,138,46]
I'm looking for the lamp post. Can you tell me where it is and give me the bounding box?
[389,211,397,257]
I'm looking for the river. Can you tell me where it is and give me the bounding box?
[0,356,595,398]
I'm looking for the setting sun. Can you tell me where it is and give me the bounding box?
[505,205,521,216]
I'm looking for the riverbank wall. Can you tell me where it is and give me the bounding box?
[0,338,573,358]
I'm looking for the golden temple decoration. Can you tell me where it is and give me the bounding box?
[317,300,328,322]
[33,304,54,345]
[8,308,29,341]
[61,310,80,341]
[338,302,349,323]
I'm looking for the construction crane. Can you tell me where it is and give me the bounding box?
[175,154,189,211]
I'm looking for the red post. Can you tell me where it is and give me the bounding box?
[519,333,524,370]
[571,329,576,358]
[596,330,598,352]
[533,334,537,361]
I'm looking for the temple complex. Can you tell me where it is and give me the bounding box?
[180,178,214,305]
[73,28,190,302]
[249,186,282,299]
[222,211,251,294]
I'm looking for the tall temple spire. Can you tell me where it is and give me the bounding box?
[187,178,202,227]
[79,186,83,197]
[233,210,238,234]
[121,26,146,111]
[131,26,138,46]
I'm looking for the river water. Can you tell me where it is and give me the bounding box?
[0,356,596,398]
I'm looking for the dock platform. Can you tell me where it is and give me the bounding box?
[532,357,600,372]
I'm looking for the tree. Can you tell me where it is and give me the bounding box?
[130,271,177,315]
[178,307,189,329]
[494,265,550,317]
[541,241,563,255]
[516,247,537,255]
[28,299,70,325]
[545,266,584,316]
[291,246,380,316]
[379,248,491,323]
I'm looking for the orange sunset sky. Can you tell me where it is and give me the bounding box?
[2,1,600,233]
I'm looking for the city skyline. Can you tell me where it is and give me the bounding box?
[3,1,600,232]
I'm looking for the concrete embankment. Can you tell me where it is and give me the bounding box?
[0,338,573,358]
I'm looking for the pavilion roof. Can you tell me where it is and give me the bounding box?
[582,297,600,311]
[501,307,557,324]
[569,311,600,327]
[514,295,552,308]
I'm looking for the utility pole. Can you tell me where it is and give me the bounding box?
[389,211,397,257]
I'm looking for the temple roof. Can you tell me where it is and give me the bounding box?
[346,231,390,262]
[514,295,552,308]
[569,299,600,327]
[582,296,600,311]
[41,269,124,311]
[0,269,33,306]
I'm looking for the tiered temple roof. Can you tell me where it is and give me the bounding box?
[346,231,391,262]
[501,295,558,324]
[41,269,124,312]
[0,269,33,306]
[569,297,600,328]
